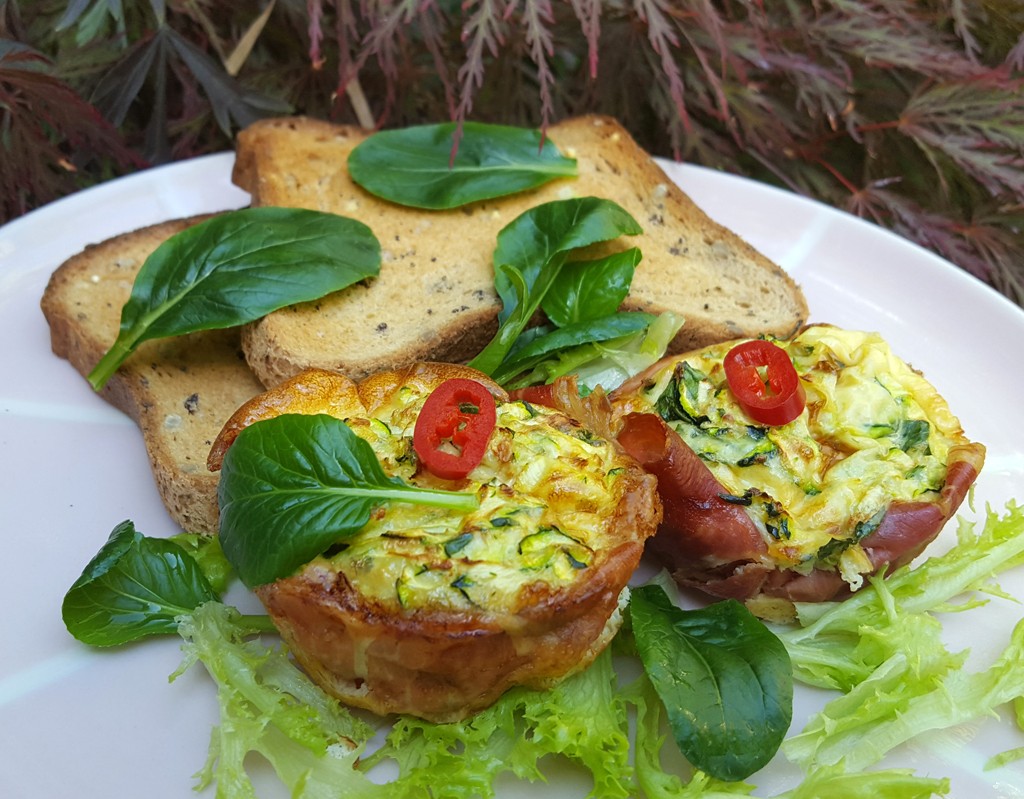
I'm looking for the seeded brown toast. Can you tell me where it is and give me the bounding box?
[233,114,809,387]
[39,115,808,536]
[40,216,266,534]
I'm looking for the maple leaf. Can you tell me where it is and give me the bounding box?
[897,77,1024,199]
[455,0,508,123]
[519,0,557,129]
[0,41,139,223]
[7,0,1024,309]
[90,25,290,163]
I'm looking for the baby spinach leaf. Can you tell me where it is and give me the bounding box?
[492,312,655,384]
[629,584,793,782]
[541,247,642,328]
[218,413,480,588]
[169,532,234,595]
[62,520,219,646]
[468,197,642,377]
[347,121,577,209]
[88,207,381,390]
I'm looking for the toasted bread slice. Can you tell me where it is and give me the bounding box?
[40,216,265,534]
[233,114,808,386]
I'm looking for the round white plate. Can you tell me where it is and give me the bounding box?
[1,154,1023,797]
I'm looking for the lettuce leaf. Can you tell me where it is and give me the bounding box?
[164,503,1024,798]
[776,501,1024,691]
[772,763,949,798]
[173,601,381,798]
[779,502,1024,774]
[503,311,684,393]
[784,616,1024,772]
[363,645,633,798]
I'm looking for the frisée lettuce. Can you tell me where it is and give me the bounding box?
[776,500,1024,775]
[61,503,1024,797]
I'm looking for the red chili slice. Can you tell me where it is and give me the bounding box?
[723,339,806,426]
[413,378,497,480]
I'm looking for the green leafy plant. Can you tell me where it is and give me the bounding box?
[62,519,223,646]
[467,195,644,377]
[218,412,480,587]
[347,120,578,208]
[64,506,1024,796]
[4,1,1023,306]
[0,39,139,220]
[630,584,793,782]
[87,206,382,389]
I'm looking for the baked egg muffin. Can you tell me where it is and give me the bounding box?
[608,324,985,617]
[209,363,660,722]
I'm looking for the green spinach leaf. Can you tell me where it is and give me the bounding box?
[468,197,642,377]
[168,532,234,595]
[88,207,382,389]
[346,121,577,209]
[629,584,793,782]
[62,520,219,646]
[218,413,480,588]
[541,247,642,328]
[502,311,684,393]
[493,312,655,384]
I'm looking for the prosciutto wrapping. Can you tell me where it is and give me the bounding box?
[513,325,986,615]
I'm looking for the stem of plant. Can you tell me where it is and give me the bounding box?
[88,339,135,390]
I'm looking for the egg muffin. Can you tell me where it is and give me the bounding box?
[609,324,985,617]
[209,363,660,721]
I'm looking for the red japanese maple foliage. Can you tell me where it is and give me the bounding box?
[4,1,1023,305]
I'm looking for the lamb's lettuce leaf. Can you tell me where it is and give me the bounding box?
[88,207,381,389]
[630,585,793,782]
[62,520,221,646]
[468,197,643,379]
[541,247,641,327]
[346,121,578,209]
[626,672,758,798]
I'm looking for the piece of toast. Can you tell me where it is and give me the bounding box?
[233,114,808,387]
[40,216,266,534]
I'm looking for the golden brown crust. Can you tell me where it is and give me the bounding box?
[258,538,641,722]
[213,363,660,721]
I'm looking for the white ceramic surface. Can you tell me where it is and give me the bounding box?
[1,154,1023,797]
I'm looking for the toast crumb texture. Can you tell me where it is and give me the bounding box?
[234,114,808,387]
[40,217,265,534]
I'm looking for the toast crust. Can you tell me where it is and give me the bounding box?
[234,114,809,386]
[40,216,266,534]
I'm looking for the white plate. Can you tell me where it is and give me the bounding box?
[1,154,1023,798]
